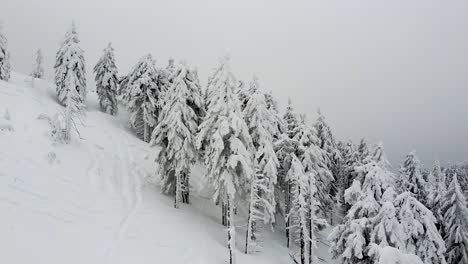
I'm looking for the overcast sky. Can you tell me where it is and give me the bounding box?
[1,0,468,167]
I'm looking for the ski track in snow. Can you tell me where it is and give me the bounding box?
[106,127,142,264]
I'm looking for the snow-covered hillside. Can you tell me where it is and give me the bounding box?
[0,73,334,264]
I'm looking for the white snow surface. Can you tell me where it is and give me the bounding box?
[0,72,335,264]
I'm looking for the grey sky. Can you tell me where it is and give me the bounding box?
[1,0,468,167]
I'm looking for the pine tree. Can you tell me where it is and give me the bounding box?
[440,174,468,264]
[121,54,163,142]
[151,63,199,208]
[54,22,86,105]
[31,49,44,79]
[337,140,359,212]
[238,75,259,110]
[204,56,230,110]
[293,119,333,221]
[287,155,310,264]
[397,151,429,204]
[394,192,447,264]
[284,99,300,139]
[329,159,394,264]
[93,43,118,115]
[0,24,11,81]
[263,90,284,138]
[313,110,339,222]
[243,90,279,254]
[196,58,253,264]
[427,160,447,228]
[63,70,85,143]
[275,98,300,248]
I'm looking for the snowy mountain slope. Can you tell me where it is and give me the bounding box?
[0,72,335,264]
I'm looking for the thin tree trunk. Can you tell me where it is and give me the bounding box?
[227,198,235,264]
[143,122,149,143]
[245,208,252,254]
[222,202,227,226]
[181,172,189,204]
[174,172,180,209]
[300,227,305,264]
[286,181,291,248]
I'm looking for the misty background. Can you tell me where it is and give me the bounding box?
[1,0,467,167]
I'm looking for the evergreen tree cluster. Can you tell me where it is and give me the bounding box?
[1,20,467,264]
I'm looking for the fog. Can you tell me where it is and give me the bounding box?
[1,0,467,167]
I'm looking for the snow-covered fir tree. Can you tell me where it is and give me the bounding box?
[393,191,447,264]
[151,63,199,208]
[31,49,44,79]
[293,118,333,222]
[263,90,284,138]
[357,138,370,162]
[397,151,429,205]
[440,174,468,264]
[243,89,279,254]
[93,43,119,115]
[427,160,447,228]
[204,56,230,110]
[275,98,300,248]
[287,154,326,264]
[329,156,394,264]
[313,110,340,221]
[284,99,300,139]
[121,54,163,142]
[54,22,86,105]
[63,70,85,143]
[0,25,11,81]
[336,140,359,212]
[238,75,259,110]
[196,58,253,264]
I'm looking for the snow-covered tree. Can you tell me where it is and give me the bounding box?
[204,56,230,110]
[284,99,300,139]
[287,154,326,264]
[196,58,253,264]
[243,90,279,254]
[337,140,360,211]
[274,99,301,248]
[54,22,86,105]
[0,25,11,81]
[394,192,447,264]
[63,70,85,143]
[121,54,163,142]
[263,90,284,138]
[397,151,428,203]
[330,159,394,264]
[427,161,447,228]
[293,119,333,220]
[440,174,468,264]
[357,138,370,162]
[151,63,199,208]
[237,75,259,110]
[93,43,118,115]
[313,111,340,222]
[31,49,44,79]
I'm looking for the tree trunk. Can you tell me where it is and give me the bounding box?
[227,198,235,264]
[181,172,189,204]
[286,181,291,248]
[174,172,180,209]
[143,122,149,143]
[308,216,312,264]
[245,208,252,254]
[222,202,226,226]
[300,228,305,264]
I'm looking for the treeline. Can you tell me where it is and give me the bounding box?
[1,22,467,264]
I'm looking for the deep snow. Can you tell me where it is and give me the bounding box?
[0,72,335,264]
